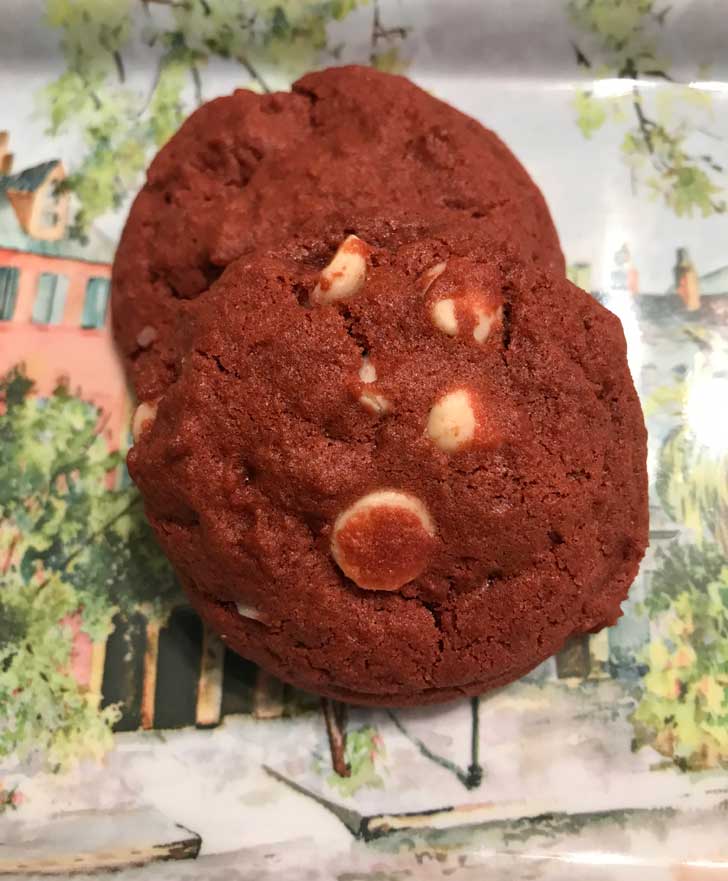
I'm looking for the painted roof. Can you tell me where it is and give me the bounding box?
[696,264,728,295]
[0,160,60,194]
[665,263,728,295]
[0,195,115,264]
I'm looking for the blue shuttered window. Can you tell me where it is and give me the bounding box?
[32,273,68,325]
[81,277,110,329]
[0,267,19,321]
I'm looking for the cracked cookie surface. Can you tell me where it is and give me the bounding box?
[111,64,564,402]
[127,221,648,706]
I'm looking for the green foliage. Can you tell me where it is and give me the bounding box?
[46,0,133,77]
[41,6,197,241]
[0,570,120,770]
[635,328,728,767]
[654,165,724,219]
[320,725,386,796]
[172,0,350,72]
[568,0,726,217]
[656,423,728,546]
[569,0,656,54]
[573,89,607,138]
[370,47,407,75]
[632,541,728,770]
[148,40,205,146]
[0,367,179,769]
[40,0,375,240]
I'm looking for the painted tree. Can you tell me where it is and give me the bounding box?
[0,367,178,769]
[568,0,726,217]
[633,329,728,769]
[632,541,728,769]
[646,329,728,555]
[40,0,409,242]
[318,698,388,795]
[368,0,410,73]
[0,782,23,815]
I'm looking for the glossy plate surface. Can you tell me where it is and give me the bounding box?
[1,1,727,878]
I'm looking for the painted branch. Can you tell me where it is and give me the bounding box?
[238,56,271,94]
[36,496,140,591]
[642,68,675,82]
[190,64,203,107]
[113,50,126,84]
[2,532,19,574]
[570,40,591,68]
[632,86,655,155]
[321,697,350,778]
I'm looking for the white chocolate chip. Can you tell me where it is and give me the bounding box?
[359,391,390,414]
[473,305,502,344]
[358,358,377,384]
[358,357,388,414]
[427,389,476,452]
[312,235,370,305]
[420,261,447,293]
[331,490,436,591]
[431,298,458,336]
[136,325,158,349]
[236,603,265,622]
[334,490,435,540]
[131,401,158,443]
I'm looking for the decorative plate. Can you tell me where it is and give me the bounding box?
[1,1,727,878]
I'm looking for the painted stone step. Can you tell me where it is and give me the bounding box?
[0,806,200,876]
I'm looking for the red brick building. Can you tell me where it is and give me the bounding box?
[0,246,129,450]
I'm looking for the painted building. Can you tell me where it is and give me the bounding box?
[0,247,128,448]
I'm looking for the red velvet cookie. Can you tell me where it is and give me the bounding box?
[127,221,648,706]
[112,65,563,401]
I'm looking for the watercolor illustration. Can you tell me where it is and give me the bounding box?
[1,1,727,878]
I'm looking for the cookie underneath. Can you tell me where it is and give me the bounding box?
[127,221,648,706]
[112,65,563,402]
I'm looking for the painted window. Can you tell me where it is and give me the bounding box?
[40,189,61,228]
[32,272,69,325]
[81,276,110,329]
[0,266,19,321]
[41,205,60,228]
